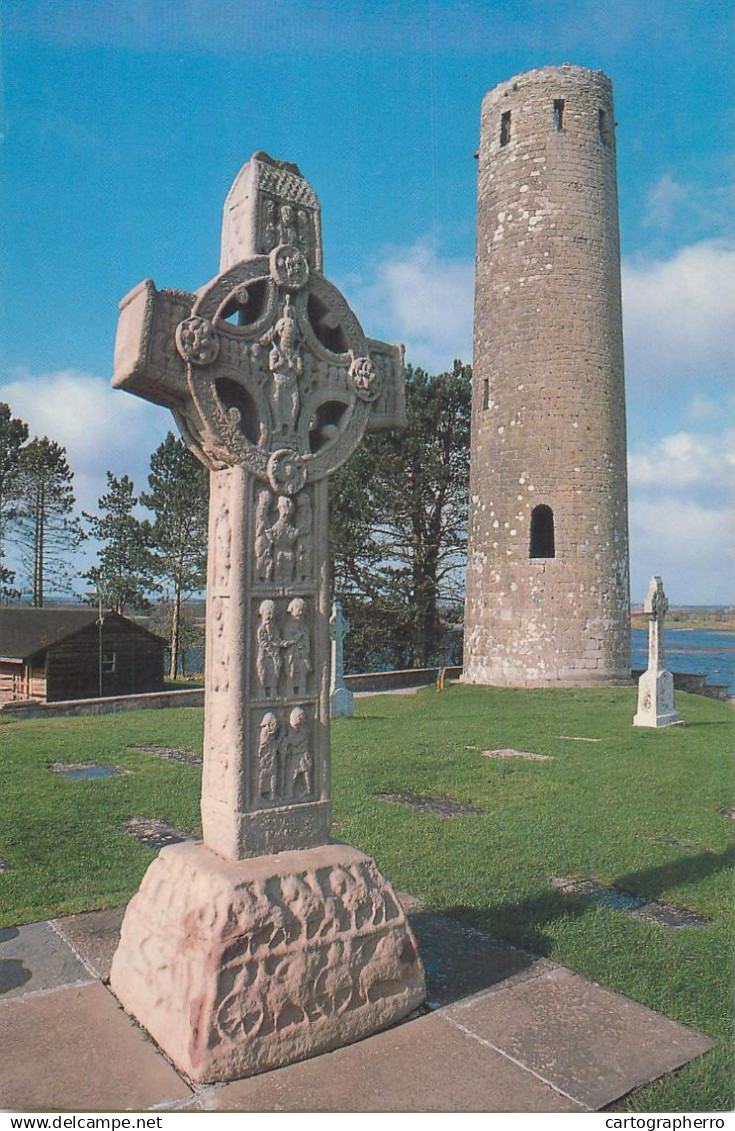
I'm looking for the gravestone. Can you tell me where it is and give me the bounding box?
[109,152,425,1082]
[633,575,680,728]
[330,600,354,718]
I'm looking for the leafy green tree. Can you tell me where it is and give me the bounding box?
[13,437,82,606]
[84,473,156,615]
[141,433,209,679]
[330,360,471,667]
[0,402,29,600]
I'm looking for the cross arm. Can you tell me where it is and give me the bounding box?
[112,278,196,412]
[365,339,406,433]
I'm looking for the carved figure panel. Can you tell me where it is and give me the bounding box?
[254,486,313,586]
[254,597,314,699]
[254,704,315,807]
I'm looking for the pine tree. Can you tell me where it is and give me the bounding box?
[141,433,209,679]
[13,437,82,606]
[330,360,471,668]
[84,473,156,615]
[0,402,29,601]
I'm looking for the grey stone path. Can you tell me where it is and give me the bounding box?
[0,898,714,1113]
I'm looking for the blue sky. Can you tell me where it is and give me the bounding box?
[1,0,733,604]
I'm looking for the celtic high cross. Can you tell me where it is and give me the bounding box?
[633,575,680,728]
[109,154,423,1083]
[113,152,404,859]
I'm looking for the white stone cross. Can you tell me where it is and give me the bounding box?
[644,574,668,673]
[633,575,680,728]
[329,599,354,717]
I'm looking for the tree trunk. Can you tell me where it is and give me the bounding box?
[169,588,181,680]
[34,485,45,607]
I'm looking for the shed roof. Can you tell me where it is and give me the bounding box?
[0,608,165,662]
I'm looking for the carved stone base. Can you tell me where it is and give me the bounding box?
[330,686,355,718]
[633,669,680,728]
[109,840,425,1083]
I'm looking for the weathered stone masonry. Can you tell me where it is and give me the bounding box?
[463,65,631,686]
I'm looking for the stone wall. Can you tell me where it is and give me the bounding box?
[0,687,204,720]
[464,65,631,687]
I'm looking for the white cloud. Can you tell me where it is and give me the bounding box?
[628,426,735,603]
[643,174,689,229]
[629,496,735,607]
[686,395,722,423]
[348,236,735,393]
[622,240,735,389]
[628,429,735,498]
[0,368,170,514]
[343,239,474,373]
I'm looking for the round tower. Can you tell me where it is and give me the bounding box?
[463,65,631,686]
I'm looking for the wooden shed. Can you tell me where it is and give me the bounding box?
[0,608,166,704]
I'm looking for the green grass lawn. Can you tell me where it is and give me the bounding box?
[1,685,732,1111]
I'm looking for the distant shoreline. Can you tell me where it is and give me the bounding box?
[631,614,735,633]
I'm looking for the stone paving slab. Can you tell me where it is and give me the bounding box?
[179,1010,584,1113]
[442,965,716,1111]
[0,903,717,1112]
[0,922,93,1001]
[0,982,192,1112]
[52,908,126,982]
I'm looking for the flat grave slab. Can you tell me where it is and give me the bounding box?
[0,982,191,1111]
[132,744,202,766]
[0,922,93,1001]
[50,763,129,780]
[481,748,552,761]
[179,1009,583,1113]
[442,965,715,1110]
[52,908,127,982]
[123,816,195,851]
[375,792,486,817]
[551,876,709,928]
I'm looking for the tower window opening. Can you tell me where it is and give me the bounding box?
[530,505,555,559]
[553,99,565,130]
[599,108,613,147]
[500,111,511,147]
[482,378,490,410]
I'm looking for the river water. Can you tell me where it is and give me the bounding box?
[631,628,735,696]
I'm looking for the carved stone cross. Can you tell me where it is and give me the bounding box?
[109,153,424,1082]
[633,575,680,728]
[329,599,354,717]
[644,574,668,673]
[112,152,404,859]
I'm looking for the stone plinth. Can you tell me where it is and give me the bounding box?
[633,670,680,728]
[109,841,424,1083]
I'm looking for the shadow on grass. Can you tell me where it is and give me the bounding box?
[441,890,588,957]
[615,846,734,899]
[675,720,733,728]
[433,846,734,960]
[407,905,550,1006]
